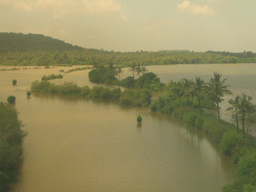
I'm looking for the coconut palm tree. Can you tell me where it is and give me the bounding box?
[194,77,205,108]
[116,67,123,81]
[227,95,241,133]
[136,63,143,78]
[181,78,195,107]
[129,62,136,78]
[207,72,232,122]
[238,94,256,137]
[141,65,147,75]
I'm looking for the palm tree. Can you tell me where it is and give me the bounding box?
[116,67,123,81]
[141,65,147,75]
[129,62,136,78]
[227,95,241,133]
[136,63,143,78]
[181,78,195,107]
[238,94,256,137]
[207,72,232,122]
[195,77,205,108]
[169,81,185,101]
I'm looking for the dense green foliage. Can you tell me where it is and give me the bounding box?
[0,33,255,66]
[0,102,26,191]
[1,49,256,66]
[30,80,152,107]
[88,64,117,84]
[41,74,63,81]
[89,64,165,91]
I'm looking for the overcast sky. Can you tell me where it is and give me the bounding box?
[1,0,255,52]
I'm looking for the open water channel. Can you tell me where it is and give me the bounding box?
[1,63,255,192]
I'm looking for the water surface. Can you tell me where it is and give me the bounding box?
[1,64,252,191]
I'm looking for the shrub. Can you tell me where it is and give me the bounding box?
[220,131,243,155]
[80,86,90,97]
[31,80,51,93]
[59,82,81,95]
[183,112,197,126]
[238,151,256,185]
[100,88,113,99]
[41,74,63,81]
[119,76,136,88]
[12,79,17,86]
[195,115,204,130]
[7,96,16,104]
[112,88,122,100]
[137,115,142,124]
[89,86,104,98]
[26,91,31,98]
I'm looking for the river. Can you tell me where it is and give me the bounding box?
[1,63,254,192]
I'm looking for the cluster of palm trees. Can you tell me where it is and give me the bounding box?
[169,72,255,137]
[227,94,256,137]
[128,62,147,78]
[169,76,208,109]
[93,62,148,81]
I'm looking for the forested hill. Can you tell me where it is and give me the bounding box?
[0,32,83,52]
[0,32,256,66]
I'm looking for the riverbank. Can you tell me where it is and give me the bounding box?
[29,70,256,191]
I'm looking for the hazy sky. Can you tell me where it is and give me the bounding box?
[1,0,255,52]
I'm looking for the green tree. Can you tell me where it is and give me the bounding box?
[181,78,195,107]
[207,72,232,122]
[238,94,256,138]
[227,95,241,133]
[135,63,143,78]
[129,62,136,78]
[194,77,205,108]
[7,96,16,104]
[116,67,123,81]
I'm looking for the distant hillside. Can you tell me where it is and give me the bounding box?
[0,32,83,52]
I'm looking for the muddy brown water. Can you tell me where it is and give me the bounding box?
[1,64,255,192]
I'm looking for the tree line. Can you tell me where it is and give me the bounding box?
[1,49,256,66]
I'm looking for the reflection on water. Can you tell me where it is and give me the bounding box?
[0,64,251,191]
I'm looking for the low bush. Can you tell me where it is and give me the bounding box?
[41,74,63,81]
[220,131,243,155]
[7,96,16,104]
